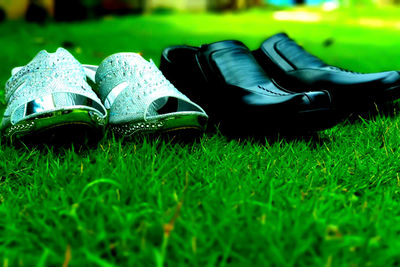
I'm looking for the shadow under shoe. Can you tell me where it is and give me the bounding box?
[341,100,400,125]
[6,123,104,149]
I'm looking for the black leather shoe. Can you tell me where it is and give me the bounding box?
[253,33,400,109]
[160,40,336,133]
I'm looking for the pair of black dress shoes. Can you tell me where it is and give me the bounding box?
[160,33,400,133]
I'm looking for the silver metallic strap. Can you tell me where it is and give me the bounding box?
[10,92,107,124]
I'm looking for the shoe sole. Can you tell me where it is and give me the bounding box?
[109,113,208,137]
[2,109,107,143]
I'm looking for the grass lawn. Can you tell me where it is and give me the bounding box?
[2,7,400,266]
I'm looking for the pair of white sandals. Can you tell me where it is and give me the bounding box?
[1,48,208,140]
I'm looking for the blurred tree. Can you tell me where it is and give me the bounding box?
[26,0,48,23]
[101,0,146,14]
[127,0,147,11]
[54,0,88,21]
[0,7,5,22]
[0,0,30,19]
[207,0,263,10]
[81,0,102,18]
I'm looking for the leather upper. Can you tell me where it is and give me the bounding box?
[161,40,331,114]
[160,40,337,132]
[254,33,400,105]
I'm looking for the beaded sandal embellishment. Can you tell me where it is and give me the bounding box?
[93,53,208,136]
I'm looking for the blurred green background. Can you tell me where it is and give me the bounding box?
[0,0,398,22]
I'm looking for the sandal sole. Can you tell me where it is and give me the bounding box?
[2,109,107,143]
[110,113,208,137]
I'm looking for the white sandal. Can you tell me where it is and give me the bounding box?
[1,48,107,140]
[88,53,208,136]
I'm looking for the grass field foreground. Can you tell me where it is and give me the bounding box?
[1,7,400,266]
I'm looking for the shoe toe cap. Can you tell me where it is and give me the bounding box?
[302,91,332,110]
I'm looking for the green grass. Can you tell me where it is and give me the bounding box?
[2,7,400,266]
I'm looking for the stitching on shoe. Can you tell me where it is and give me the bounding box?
[257,85,287,96]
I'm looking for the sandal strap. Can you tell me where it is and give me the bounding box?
[95,53,207,124]
[4,92,106,126]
